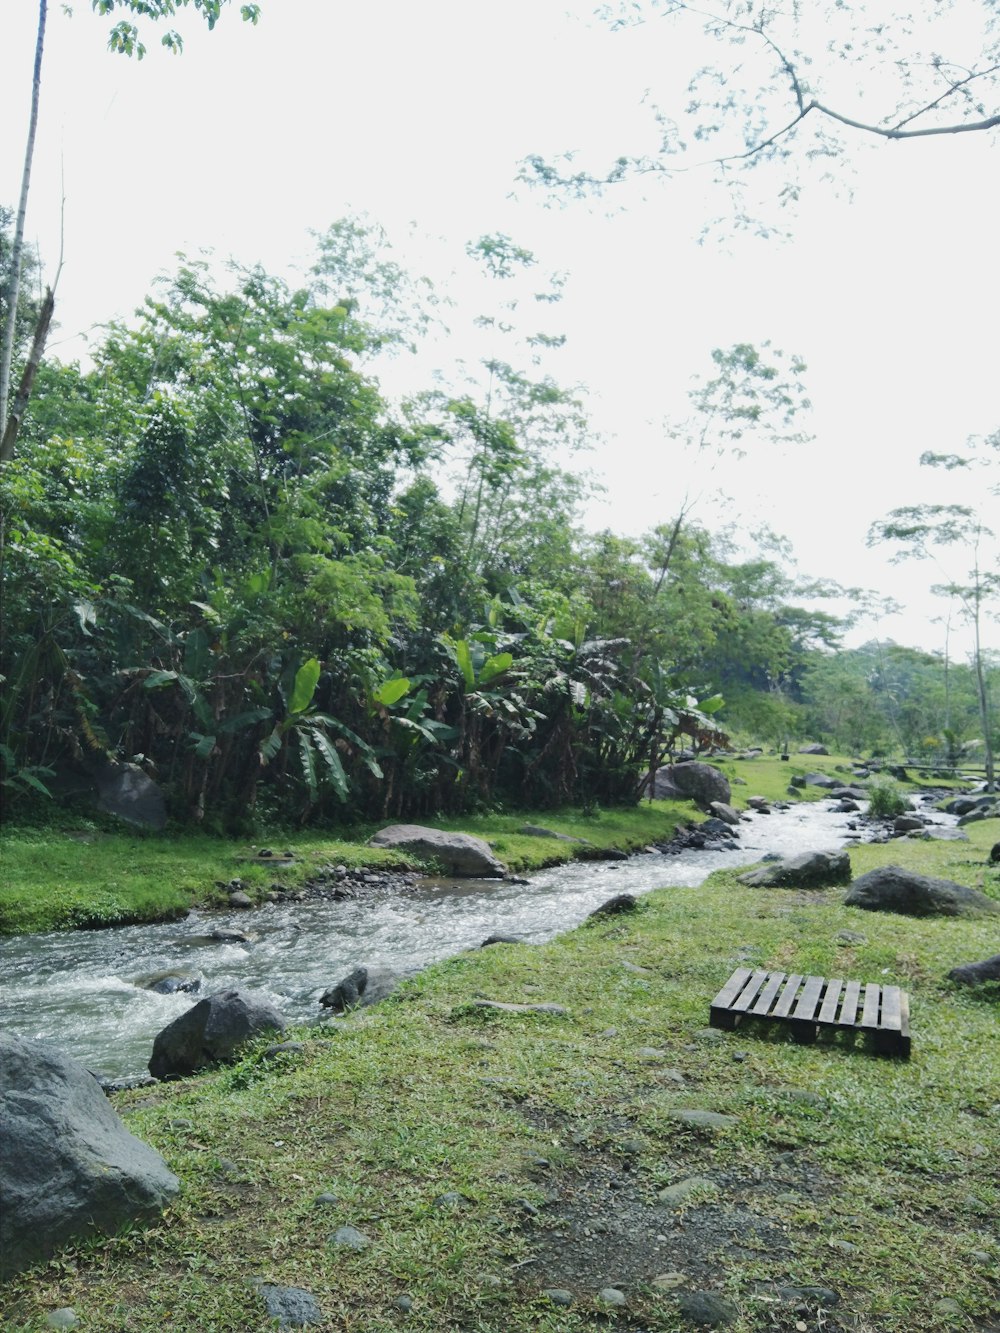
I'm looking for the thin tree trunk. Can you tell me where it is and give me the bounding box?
[0,286,54,464]
[0,0,47,439]
[969,568,996,792]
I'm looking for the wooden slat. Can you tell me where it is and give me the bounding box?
[749,971,786,1016]
[710,968,752,1012]
[817,977,844,1025]
[771,974,804,1018]
[732,969,771,1013]
[860,982,882,1028]
[839,980,861,1027]
[791,975,825,1022]
[880,985,903,1032]
[708,968,910,1058]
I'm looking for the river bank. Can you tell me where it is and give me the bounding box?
[0,753,953,937]
[2,811,998,1332]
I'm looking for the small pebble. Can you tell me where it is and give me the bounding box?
[543,1289,573,1306]
[652,1272,686,1290]
[329,1225,371,1251]
[44,1312,79,1330]
[394,1294,414,1313]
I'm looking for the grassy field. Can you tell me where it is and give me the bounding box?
[2,758,998,1331]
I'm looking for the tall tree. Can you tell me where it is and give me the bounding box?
[869,431,999,789]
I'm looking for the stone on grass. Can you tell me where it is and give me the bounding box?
[0,1032,179,1280]
[835,929,867,946]
[368,824,505,876]
[776,1285,840,1307]
[675,1291,739,1326]
[44,1311,80,1329]
[652,1272,687,1290]
[480,933,524,947]
[473,1000,568,1016]
[329,1224,371,1251]
[320,965,402,1013]
[148,987,287,1079]
[599,1287,627,1307]
[518,824,591,844]
[543,1289,573,1306]
[588,893,638,918]
[738,849,851,889]
[844,866,1000,917]
[258,1283,324,1327]
[803,772,839,788]
[658,1176,717,1206]
[947,955,1000,986]
[666,1109,737,1130]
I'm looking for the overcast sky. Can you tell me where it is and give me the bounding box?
[3,0,997,656]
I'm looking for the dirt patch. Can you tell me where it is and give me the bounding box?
[517,1145,834,1287]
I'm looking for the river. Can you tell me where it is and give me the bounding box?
[0,799,938,1079]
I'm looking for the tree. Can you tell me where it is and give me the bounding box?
[0,0,261,463]
[869,432,999,789]
[522,2,999,224]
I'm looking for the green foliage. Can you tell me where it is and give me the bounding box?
[4,220,900,827]
[95,0,261,60]
[866,777,909,819]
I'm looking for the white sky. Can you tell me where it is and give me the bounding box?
[2,0,997,657]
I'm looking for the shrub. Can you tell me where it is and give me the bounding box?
[867,778,909,819]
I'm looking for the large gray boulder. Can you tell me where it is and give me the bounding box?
[368,824,505,877]
[148,988,287,1079]
[0,1032,179,1279]
[738,849,852,889]
[649,762,731,807]
[947,955,1000,987]
[320,965,402,1013]
[94,761,167,830]
[845,866,1000,918]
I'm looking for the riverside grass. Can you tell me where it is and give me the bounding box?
[2,762,998,1331]
[0,751,920,936]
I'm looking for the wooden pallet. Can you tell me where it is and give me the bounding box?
[709,967,911,1058]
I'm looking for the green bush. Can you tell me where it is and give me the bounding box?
[867,777,909,818]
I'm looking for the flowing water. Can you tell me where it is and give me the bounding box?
[0,799,946,1079]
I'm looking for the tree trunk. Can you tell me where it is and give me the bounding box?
[0,0,47,440]
[0,286,54,464]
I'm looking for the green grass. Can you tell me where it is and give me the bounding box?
[0,802,695,935]
[2,809,998,1331]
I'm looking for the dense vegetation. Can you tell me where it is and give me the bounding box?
[1,221,996,830]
